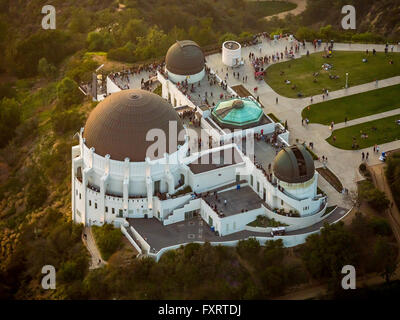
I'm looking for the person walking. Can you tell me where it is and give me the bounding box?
[224,199,227,206]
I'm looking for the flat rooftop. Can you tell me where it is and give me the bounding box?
[188,147,243,174]
[202,185,264,217]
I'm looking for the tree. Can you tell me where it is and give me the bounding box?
[219,33,238,45]
[358,180,390,212]
[122,19,147,43]
[296,27,316,41]
[68,8,91,34]
[0,98,21,148]
[38,57,57,79]
[302,222,358,279]
[236,238,260,263]
[372,237,398,283]
[135,26,171,61]
[56,77,83,109]
[107,42,136,63]
[26,181,48,210]
[87,31,114,52]
[13,30,75,77]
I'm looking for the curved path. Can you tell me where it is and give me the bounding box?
[265,0,307,21]
[247,0,307,21]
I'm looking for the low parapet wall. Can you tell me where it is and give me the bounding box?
[120,225,142,255]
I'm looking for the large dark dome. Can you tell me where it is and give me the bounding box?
[83,89,185,162]
[273,144,315,184]
[165,40,205,75]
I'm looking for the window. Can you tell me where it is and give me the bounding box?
[250,175,254,186]
[105,206,108,213]
[76,190,78,195]
[257,181,260,192]
[95,203,97,209]
[281,200,284,206]
[79,193,81,199]
[112,208,115,214]
[118,209,123,217]
[89,200,92,206]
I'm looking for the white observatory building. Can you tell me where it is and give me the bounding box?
[222,41,242,67]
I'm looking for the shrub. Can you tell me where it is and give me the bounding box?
[0,98,21,148]
[369,217,392,236]
[51,109,84,135]
[38,57,57,79]
[26,181,48,210]
[358,180,390,212]
[92,224,123,260]
[56,77,83,109]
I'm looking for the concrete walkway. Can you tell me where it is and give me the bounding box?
[82,226,107,270]
[334,107,400,130]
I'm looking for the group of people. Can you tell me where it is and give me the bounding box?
[178,107,200,127]
[107,62,164,91]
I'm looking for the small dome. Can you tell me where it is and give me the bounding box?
[83,89,185,162]
[273,144,315,183]
[165,40,205,76]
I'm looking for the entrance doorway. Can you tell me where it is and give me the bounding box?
[154,180,160,195]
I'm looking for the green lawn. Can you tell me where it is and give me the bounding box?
[326,115,400,150]
[302,84,400,125]
[248,1,297,18]
[265,51,400,98]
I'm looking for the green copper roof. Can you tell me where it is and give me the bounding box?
[211,98,263,128]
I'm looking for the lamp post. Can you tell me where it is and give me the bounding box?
[345,73,349,89]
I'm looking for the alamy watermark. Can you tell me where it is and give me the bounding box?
[145,121,255,165]
[42,5,56,30]
[341,265,356,290]
[341,5,356,30]
[41,265,56,290]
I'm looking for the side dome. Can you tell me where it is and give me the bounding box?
[273,144,315,183]
[83,89,185,162]
[165,40,205,76]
